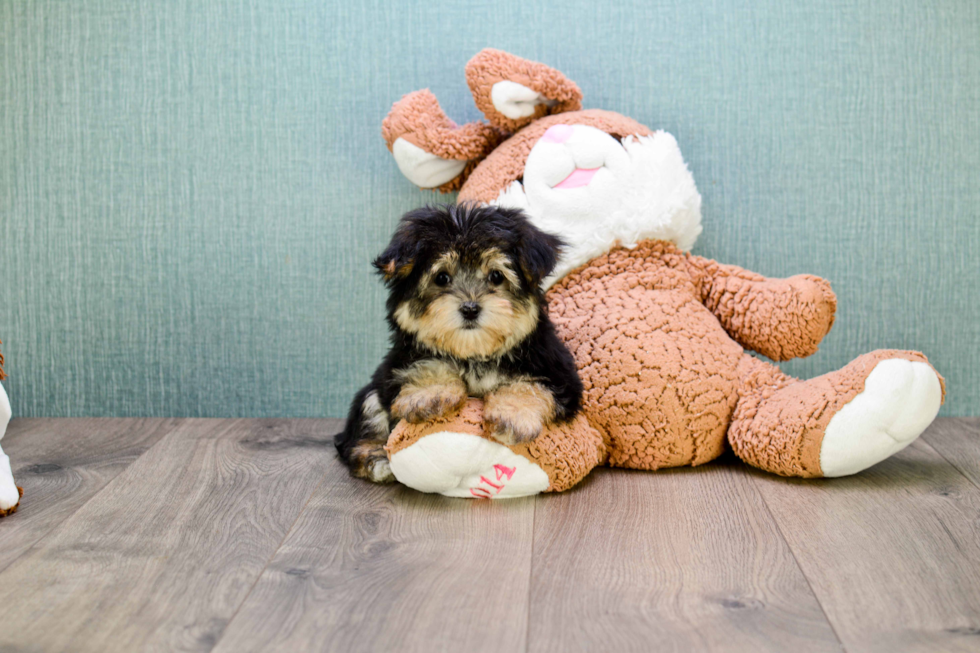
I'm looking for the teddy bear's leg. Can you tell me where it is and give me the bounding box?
[386,399,605,498]
[0,381,22,515]
[728,350,943,478]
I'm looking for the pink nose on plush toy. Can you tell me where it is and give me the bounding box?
[542,124,574,144]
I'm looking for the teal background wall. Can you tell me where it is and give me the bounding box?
[1,0,978,418]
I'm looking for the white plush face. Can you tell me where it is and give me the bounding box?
[491,124,703,287]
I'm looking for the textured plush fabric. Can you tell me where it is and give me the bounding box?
[458,111,653,204]
[381,90,504,192]
[1,0,977,418]
[686,257,838,362]
[387,398,606,492]
[548,241,945,476]
[387,238,946,484]
[548,241,745,470]
[729,350,944,477]
[465,48,583,133]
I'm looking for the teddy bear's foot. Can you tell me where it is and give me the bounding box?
[820,358,942,477]
[729,350,944,478]
[389,431,551,498]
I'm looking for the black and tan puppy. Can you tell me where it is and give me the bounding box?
[335,204,583,483]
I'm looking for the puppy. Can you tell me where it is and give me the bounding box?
[335,204,583,483]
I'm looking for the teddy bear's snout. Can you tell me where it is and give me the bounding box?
[542,124,574,144]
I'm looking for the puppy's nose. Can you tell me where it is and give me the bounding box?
[459,302,482,321]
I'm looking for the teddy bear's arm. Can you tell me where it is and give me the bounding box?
[685,255,837,361]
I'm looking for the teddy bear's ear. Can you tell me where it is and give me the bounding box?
[465,49,583,133]
[382,90,505,192]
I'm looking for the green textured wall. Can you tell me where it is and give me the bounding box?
[1,0,977,417]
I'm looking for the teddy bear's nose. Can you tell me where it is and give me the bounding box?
[542,124,573,144]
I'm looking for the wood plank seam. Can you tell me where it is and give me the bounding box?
[0,419,338,652]
[524,500,536,653]
[924,420,980,493]
[0,418,183,575]
[748,476,847,652]
[210,466,331,652]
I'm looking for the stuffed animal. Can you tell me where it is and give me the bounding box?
[0,341,22,516]
[379,49,945,498]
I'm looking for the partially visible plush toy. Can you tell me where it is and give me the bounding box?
[379,49,945,498]
[0,341,22,516]
[388,399,606,497]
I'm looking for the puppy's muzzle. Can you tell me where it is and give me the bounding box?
[459,301,482,322]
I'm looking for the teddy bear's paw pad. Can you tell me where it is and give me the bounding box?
[0,486,23,517]
[490,81,557,120]
[389,431,549,499]
[392,139,467,189]
[821,359,942,477]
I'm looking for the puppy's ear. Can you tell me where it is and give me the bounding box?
[373,243,415,283]
[515,222,563,288]
[374,206,450,283]
[373,225,417,284]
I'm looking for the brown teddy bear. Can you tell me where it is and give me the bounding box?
[379,49,945,498]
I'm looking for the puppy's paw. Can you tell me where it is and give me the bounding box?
[484,382,556,446]
[366,458,395,484]
[391,384,467,424]
[349,441,396,485]
[485,406,544,446]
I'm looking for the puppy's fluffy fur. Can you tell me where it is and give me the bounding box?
[335,204,583,483]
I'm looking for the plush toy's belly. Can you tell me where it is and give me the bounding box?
[548,254,744,470]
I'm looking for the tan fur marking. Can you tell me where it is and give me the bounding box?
[429,250,459,276]
[481,249,521,287]
[392,360,467,423]
[484,381,557,445]
[382,260,413,281]
[394,293,538,359]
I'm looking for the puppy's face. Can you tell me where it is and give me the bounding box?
[375,205,562,360]
[394,246,538,359]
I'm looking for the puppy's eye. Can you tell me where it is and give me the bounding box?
[488,270,505,286]
[434,271,452,287]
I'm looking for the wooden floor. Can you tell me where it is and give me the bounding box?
[0,418,978,652]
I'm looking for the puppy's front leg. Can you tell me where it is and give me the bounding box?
[391,360,467,424]
[484,381,556,445]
